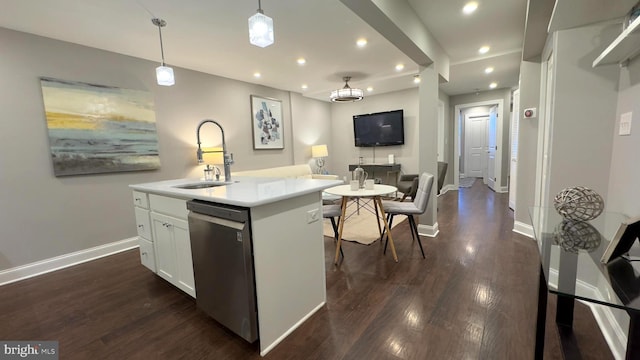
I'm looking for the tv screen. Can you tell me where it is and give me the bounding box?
[353,109,404,147]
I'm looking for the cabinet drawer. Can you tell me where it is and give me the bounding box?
[149,194,188,219]
[132,191,149,209]
[134,207,152,239]
[139,238,156,272]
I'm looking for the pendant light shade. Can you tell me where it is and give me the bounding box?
[249,0,274,48]
[152,18,175,86]
[330,76,364,102]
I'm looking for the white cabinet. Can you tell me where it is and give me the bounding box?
[132,191,155,272]
[131,190,196,298]
[150,212,195,297]
[148,194,195,298]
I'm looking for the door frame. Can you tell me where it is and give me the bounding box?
[453,98,505,191]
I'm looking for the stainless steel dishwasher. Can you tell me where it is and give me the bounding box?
[186,199,258,343]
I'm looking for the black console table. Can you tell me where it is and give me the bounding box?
[530,207,640,360]
[348,163,401,186]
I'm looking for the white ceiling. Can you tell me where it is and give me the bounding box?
[0,0,530,100]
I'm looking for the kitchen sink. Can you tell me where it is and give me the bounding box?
[174,182,227,189]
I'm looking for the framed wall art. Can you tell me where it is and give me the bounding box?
[250,95,284,150]
[40,77,160,176]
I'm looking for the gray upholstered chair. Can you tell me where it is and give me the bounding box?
[322,204,344,258]
[396,174,419,201]
[380,172,434,258]
[437,161,448,195]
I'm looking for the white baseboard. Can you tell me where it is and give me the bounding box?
[549,269,627,359]
[578,281,627,360]
[417,222,439,237]
[0,237,139,286]
[513,221,534,239]
[439,184,457,195]
[497,186,509,193]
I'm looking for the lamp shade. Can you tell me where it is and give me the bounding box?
[248,12,274,48]
[311,144,328,158]
[201,147,224,164]
[156,65,175,86]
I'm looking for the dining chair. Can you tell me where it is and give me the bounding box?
[322,204,344,258]
[380,172,434,258]
[396,174,419,201]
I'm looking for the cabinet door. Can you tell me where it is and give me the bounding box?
[172,217,196,298]
[139,237,156,272]
[134,207,152,240]
[151,212,177,283]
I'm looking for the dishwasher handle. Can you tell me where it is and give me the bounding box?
[187,200,249,222]
[188,211,246,231]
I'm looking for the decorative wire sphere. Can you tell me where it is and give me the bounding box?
[553,220,602,253]
[553,186,604,221]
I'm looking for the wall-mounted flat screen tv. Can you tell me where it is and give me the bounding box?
[353,109,404,147]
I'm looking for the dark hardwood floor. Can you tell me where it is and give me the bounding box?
[0,182,614,359]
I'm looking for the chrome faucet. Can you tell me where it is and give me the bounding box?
[196,119,234,182]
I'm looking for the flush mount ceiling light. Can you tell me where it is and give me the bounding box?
[413,75,421,84]
[489,82,498,89]
[248,0,274,48]
[356,38,368,48]
[152,18,175,86]
[478,45,490,54]
[330,76,364,102]
[484,66,494,74]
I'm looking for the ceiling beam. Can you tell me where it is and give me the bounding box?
[340,0,450,82]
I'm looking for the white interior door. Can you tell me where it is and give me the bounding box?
[486,106,498,190]
[465,114,487,178]
[509,89,520,210]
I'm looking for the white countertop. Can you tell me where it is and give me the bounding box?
[130,176,343,207]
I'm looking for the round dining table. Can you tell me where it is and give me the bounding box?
[323,184,399,264]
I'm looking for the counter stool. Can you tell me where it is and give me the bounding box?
[322,204,344,258]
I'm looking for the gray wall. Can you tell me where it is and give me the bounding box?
[0,27,331,270]
[330,87,420,181]
[545,24,619,207]
[607,58,640,216]
[514,61,542,225]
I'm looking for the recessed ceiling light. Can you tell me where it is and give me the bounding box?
[366,86,373,92]
[484,67,494,74]
[463,2,478,15]
[489,82,497,89]
[356,38,368,47]
[479,46,490,54]
[395,63,405,71]
[253,72,261,78]
[301,84,308,90]
[413,75,421,84]
[297,58,306,65]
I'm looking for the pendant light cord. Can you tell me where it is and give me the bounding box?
[157,25,166,66]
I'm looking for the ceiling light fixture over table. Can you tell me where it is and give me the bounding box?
[152,18,175,86]
[330,76,364,102]
[248,0,274,48]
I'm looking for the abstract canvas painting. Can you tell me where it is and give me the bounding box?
[40,77,161,176]
[250,95,284,150]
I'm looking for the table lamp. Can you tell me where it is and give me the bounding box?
[311,144,328,174]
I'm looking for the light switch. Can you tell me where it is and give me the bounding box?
[619,112,632,136]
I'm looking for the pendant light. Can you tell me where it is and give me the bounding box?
[248,0,274,48]
[330,76,364,102]
[152,18,175,86]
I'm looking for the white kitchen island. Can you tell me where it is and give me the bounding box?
[129,176,341,356]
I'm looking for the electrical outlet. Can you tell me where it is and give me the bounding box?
[619,112,632,136]
[307,208,319,224]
